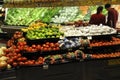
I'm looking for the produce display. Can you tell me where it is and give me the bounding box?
[0,47,11,70]
[5,7,62,26]
[60,25,117,37]
[1,17,120,70]
[5,47,44,67]
[4,6,108,26]
[83,52,120,59]
[58,38,81,49]
[44,50,84,64]
[5,31,85,67]
[91,52,120,59]
[51,7,80,23]
[26,26,64,40]
[22,42,60,52]
[1,5,120,74]
[7,31,25,47]
[21,22,64,40]
[7,31,60,53]
[21,21,47,32]
[90,37,120,47]
[4,6,89,26]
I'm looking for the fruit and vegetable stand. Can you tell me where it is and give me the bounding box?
[0,23,120,80]
[0,0,120,80]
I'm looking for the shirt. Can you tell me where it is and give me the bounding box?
[89,13,106,25]
[107,8,118,28]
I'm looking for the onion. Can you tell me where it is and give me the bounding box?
[0,61,7,69]
[1,47,7,50]
[0,56,8,61]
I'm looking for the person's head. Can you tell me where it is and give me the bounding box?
[96,6,103,14]
[105,3,111,10]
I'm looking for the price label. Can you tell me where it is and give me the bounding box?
[87,36,92,40]
[43,64,49,69]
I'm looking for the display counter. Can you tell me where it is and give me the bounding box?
[0,3,120,79]
[0,58,120,80]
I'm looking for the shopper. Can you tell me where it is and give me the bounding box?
[89,6,105,25]
[105,3,118,28]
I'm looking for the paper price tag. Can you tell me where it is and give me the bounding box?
[43,64,49,69]
[87,36,92,40]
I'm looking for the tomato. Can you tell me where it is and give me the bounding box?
[38,61,43,64]
[38,57,43,61]
[53,48,56,51]
[46,42,50,45]
[27,47,32,52]
[4,49,10,53]
[12,56,18,60]
[37,45,41,50]
[53,48,58,51]
[17,54,22,57]
[31,60,35,63]
[32,44,36,48]
[55,43,59,47]
[17,58,22,61]
[22,57,27,61]
[43,48,48,51]
[35,62,39,65]
[50,43,54,48]
[31,49,35,52]
[56,47,60,50]
[8,53,13,57]
[13,62,18,67]
[45,44,49,48]
[23,41,27,45]
[27,60,34,65]
[12,45,17,49]
[14,49,20,53]
[7,59,13,64]
[42,44,46,48]
[41,47,44,50]
[19,62,24,66]
[13,53,17,56]
[24,61,28,65]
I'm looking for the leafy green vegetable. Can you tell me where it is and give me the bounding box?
[5,7,61,26]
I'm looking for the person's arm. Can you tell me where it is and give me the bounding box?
[113,10,118,28]
[107,11,113,27]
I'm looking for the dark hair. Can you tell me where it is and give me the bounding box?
[97,6,103,14]
[105,3,111,9]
